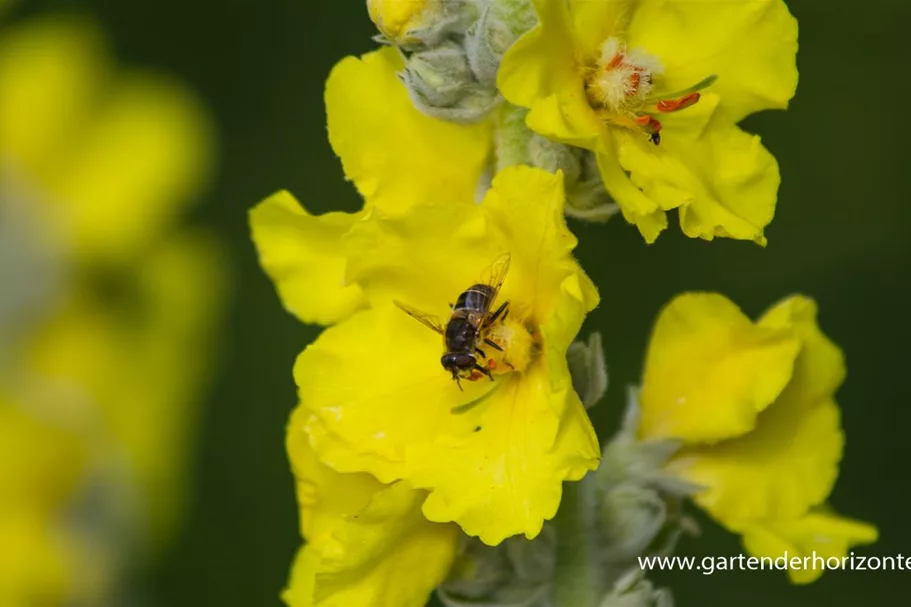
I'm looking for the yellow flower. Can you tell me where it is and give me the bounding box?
[0,13,226,602]
[252,166,599,545]
[498,0,798,244]
[0,396,87,604]
[251,45,491,325]
[283,406,459,607]
[637,293,878,583]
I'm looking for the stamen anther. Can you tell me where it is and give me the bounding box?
[656,92,701,113]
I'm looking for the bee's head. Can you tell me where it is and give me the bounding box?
[441,352,475,378]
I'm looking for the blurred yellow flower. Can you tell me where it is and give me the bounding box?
[252,166,599,546]
[252,45,491,325]
[0,396,87,605]
[282,406,459,607]
[0,13,225,603]
[498,0,798,244]
[637,293,878,583]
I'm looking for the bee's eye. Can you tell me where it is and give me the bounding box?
[441,353,476,370]
[454,354,476,369]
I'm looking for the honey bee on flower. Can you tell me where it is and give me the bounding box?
[395,252,516,389]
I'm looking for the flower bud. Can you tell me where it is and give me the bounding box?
[368,0,479,47]
[600,569,674,607]
[464,5,508,87]
[403,41,475,107]
[567,331,608,409]
[437,529,556,607]
[561,151,620,222]
[367,0,436,45]
[402,42,500,123]
[465,0,537,87]
[528,134,582,184]
[599,483,668,563]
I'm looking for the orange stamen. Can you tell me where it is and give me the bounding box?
[656,92,701,113]
[606,53,624,69]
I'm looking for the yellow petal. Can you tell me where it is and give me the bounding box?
[325,47,492,214]
[616,103,782,244]
[0,15,107,182]
[285,405,383,542]
[627,0,799,122]
[0,511,72,604]
[282,481,459,607]
[345,166,597,325]
[298,303,598,545]
[479,166,599,323]
[412,342,599,545]
[298,305,486,482]
[674,295,851,527]
[367,0,434,43]
[670,398,843,523]
[737,509,879,584]
[524,93,604,152]
[47,72,214,264]
[498,0,576,110]
[285,400,459,607]
[0,397,87,513]
[297,166,597,543]
[759,295,846,412]
[282,546,319,607]
[639,293,800,443]
[250,191,366,326]
[0,397,89,604]
[568,0,630,58]
[499,0,602,150]
[595,144,666,243]
[312,482,458,606]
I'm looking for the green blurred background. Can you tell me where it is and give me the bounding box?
[7,0,910,605]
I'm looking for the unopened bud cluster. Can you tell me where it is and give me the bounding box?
[369,0,534,123]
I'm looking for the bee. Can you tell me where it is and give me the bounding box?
[394,253,512,390]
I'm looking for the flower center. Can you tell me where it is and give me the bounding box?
[583,37,714,146]
[586,37,662,115]
[471,303,539,380]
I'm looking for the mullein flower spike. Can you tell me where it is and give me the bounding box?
[250,0,878,605]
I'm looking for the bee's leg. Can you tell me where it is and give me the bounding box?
[475,347,487,359]
[453,374,464,391]
[473,364,494,381]
[486,300,510,326]
[483,338,503,352]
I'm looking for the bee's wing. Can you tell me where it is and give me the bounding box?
[393,300,446,335]
[480,252,511,309]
